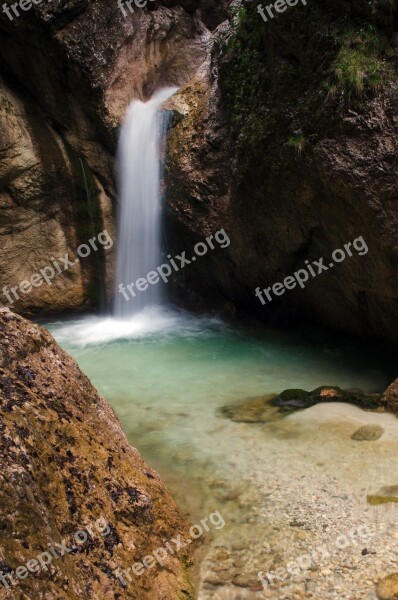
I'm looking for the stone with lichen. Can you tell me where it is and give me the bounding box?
[0,308,193,599]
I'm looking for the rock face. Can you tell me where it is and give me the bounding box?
[0,76,115,315]
[166,0,398,343]
[0,308,192,599]
[0,0,229,315]
[2,0,398,348]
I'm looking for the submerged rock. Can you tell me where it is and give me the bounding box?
[367,486,398,506]
[272,388,314,410]
[0,308,193,599]
[271,387,382,411]
[376,573,398,600]
[218,394,279,423]
[220,386,385,425]
[351,425,384,441]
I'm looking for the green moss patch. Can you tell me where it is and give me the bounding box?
[330,26,394,95]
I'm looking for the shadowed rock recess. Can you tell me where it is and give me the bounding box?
[0,308,193,599]
[165,0,398,343]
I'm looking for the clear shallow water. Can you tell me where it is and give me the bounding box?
[46,305,393,478]
[47,307,398,597]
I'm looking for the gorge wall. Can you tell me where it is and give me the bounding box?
[166,0,398,343]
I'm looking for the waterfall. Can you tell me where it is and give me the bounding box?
[114,87,177,318]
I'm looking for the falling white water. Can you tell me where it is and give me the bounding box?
[114,87,178,317]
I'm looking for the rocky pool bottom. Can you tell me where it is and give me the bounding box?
[47,306,398,600]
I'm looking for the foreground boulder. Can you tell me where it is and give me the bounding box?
[0,308,193,599]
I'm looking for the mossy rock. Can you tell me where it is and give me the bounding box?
[272,386,382,411]
[368,486,398,506]
[0,309,193,600]
[218,394,280,423]
[279,389,310,407]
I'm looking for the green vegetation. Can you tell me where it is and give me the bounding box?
[218,0,397,162]
[287,134,306,156]
[219,4,268,144]
[331,27,393,95]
